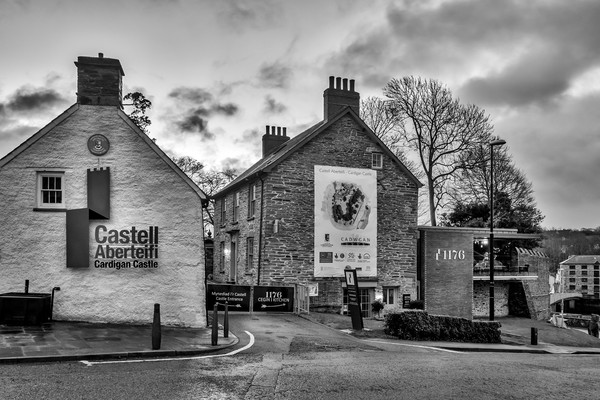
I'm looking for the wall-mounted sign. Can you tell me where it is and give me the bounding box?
[88,134,110,156]
[435,249,466,261]
[93,225,159,270]
[314,166,377,278]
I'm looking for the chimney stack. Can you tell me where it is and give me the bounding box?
[323,76,360,120]
[75,53,125,108]
[262,125,290,157]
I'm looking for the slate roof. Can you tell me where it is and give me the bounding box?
[560,255,600,265]
[216,106,422,196]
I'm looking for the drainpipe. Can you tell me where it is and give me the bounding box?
[257,173,265,286]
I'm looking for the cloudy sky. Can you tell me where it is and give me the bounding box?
[1,0,599,229]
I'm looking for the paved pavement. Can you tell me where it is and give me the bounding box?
[0,321,237,364]
[1,314,600,364]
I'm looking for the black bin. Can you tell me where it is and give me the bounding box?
[0,293,52,325]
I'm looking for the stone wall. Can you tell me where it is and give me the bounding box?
[213,114,420,308]
[519,249,551,320]
[473,281,510,318]
[0,105,206,327]
[419,227,474,319]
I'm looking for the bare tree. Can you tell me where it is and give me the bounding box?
[361,96,429,223]
[383,76,494,225]
[172,155,237,235]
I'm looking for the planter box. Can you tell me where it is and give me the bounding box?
[0,293,51,325]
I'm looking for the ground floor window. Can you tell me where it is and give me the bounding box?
[382,287,395,305]
[343,288,374,318]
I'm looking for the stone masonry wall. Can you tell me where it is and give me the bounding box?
[420,228,474,319]
[213,115,419,310]
[0,105,206,327]
[260,116,419,307]
[519,251,551,320]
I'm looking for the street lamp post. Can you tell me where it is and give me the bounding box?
[489,139,506,321]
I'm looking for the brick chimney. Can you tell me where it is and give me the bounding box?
[74,53,125,108]
[323,76,360,120]
[262,125,290,157]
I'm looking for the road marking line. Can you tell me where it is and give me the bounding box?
[80,331,255,366]
[363,339,465,354]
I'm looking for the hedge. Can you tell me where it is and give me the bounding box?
[384,311,502,343]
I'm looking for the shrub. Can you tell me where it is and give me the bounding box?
[407,300,424,310]
[384,311,501,343]
[371,299,385,316]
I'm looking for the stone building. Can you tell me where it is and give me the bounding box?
[211,77,422,316]
[0,54,208,327]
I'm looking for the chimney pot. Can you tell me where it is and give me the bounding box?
[266,125,270,134]
[75,54,124,107]
[262,125,290,157]
[283,127,287,136]
[323,76,360,119]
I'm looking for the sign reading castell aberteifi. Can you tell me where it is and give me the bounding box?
[94,225,159,270]
[314,166,377,277]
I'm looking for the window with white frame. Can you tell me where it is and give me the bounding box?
[371,152,383,169]
[37,172,65,209]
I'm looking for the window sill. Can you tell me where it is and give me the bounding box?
[33,207,67,212]
[247,216,255,221]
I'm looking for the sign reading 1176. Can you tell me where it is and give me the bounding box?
[436,249,465,261]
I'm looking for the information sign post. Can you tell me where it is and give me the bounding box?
[344,269,363,331]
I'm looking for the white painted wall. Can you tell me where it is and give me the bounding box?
[0,105,206,327]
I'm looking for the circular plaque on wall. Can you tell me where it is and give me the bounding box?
[88,134,110,156]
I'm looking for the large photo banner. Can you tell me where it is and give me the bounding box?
[314,165,377,277]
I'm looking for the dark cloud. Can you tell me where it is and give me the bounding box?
[6,86,67,112]
[264,95,286,114]
[217,0,283,32]
[211,103,239,116]
[325,0,600,107]
[257,62,292,88]
[168,86,240,141]
[169,87,213,104]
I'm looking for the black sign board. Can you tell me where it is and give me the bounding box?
[402,294,411,309]
[253,286,295,312]
[207,285,251,311]
[344,269,363,330]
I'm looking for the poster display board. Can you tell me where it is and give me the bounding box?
[253,286,295,312]
[314,166,377,277]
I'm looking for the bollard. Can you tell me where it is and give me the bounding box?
[152,303,161,350]
[531,327,538,345]
[224,302,229,339]
[25,280,29,294]
[211,304,218,346]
